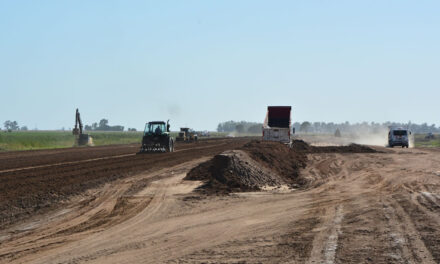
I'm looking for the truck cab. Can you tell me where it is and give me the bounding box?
[388,128,410,148]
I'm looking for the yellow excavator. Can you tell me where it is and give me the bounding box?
[72,108,90,146]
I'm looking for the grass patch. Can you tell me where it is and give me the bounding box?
[0,131,75,151]
[0,131,230,151]
[0,131,144,151]
[88,131,143,146]
[414,134,440,148]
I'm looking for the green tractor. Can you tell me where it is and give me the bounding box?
[138,120,174,153]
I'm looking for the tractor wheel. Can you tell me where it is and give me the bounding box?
[167,139,174,152]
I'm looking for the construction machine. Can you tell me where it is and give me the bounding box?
[138,120,174,153]
[425,133,435,140]
[176,127,198,142]
[72,108,90,146]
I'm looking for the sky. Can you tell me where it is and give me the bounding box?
[0,0,439,131]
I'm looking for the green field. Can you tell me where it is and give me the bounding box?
[0,131,144,151]
[0,131,229,151]
[413,134,440,148]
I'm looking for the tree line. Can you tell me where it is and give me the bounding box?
[84,119,125,132]
[2,120,28,131]
[217,121,263,134]
[294,121,440,134]
[2,119,133,132]
[217,120,440,134]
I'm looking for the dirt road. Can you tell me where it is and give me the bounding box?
[1,140,440,263]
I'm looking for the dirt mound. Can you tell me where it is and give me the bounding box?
[185,140,378,195]
[186,150,285,194]
[309,143,378,153]
[291,140,314,152]
[241,141,308,180]
[186,141,308,194]
[292,139,377,153]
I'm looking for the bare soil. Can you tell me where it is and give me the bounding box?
[186,140,377,194]
[1,138,440,264]
[0,138,249,228]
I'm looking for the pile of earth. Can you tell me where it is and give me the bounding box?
[291,139,378,153]
[185,140,377,194]
[185,141,308,194]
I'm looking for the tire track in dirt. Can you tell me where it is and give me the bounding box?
[395,192,440,263]
[307,204,343,264]
[0,139,248,229]
[382,197,436,263]
[0,160,208,263]
[175,213,322,263]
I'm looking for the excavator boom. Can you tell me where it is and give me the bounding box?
[73,108,89,145]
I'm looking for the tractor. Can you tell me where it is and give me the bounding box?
[138,120,174,153]
[176,127,198,142]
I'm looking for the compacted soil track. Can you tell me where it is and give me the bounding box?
[1,139,440,263]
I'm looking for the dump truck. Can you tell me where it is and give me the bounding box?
[262,106,292,144]
[138,120,174,153]
[176,127,198,142]
[72,108,90,146]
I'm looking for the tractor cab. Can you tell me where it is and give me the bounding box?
[144,121,168,136]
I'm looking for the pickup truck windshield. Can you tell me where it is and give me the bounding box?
[393,130,408,136]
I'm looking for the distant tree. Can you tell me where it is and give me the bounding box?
[85,119,125,131]
[4,120,19,131]
[3,120,11,130]
[247,124,262,134]
[99,119,109,129]
[111,125,124,131]
[217,121,263,133]
[235,124,245,133]
[128,128,137,132]
[20,126,28,131]
[299,121,311,133]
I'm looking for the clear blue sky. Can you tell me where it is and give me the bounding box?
[1,0,439,131]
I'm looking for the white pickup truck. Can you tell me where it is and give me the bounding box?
[262,106,292,144]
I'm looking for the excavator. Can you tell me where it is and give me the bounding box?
[72,108,90,146]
